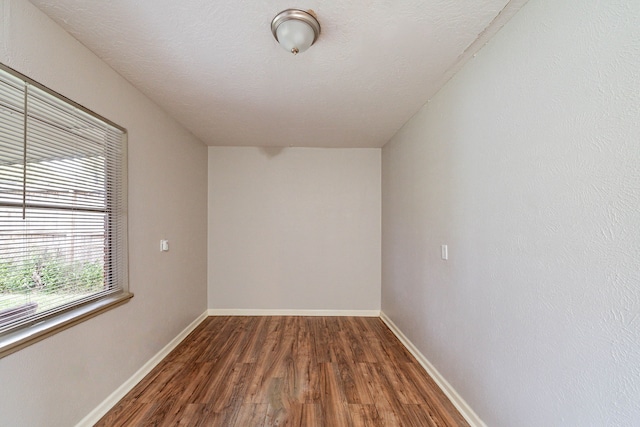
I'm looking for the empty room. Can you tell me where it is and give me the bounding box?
[0,0,638,426]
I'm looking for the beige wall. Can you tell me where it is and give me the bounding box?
[0,1,208,426]
[208,147,381,311]
[382,0,640,425]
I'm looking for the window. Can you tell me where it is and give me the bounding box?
[0,64,131,357]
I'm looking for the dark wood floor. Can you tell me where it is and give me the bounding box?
[96,316,469,426]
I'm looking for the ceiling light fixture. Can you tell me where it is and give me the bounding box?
[271,9,321,55]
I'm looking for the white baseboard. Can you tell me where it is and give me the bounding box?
[380,311,486,427]
[208,308,381,317]
[75,310,209,427]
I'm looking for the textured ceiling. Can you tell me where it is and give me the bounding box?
[28,0,527,148]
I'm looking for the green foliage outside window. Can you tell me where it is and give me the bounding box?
[0,254,104,295]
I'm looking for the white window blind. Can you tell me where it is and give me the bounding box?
[0,64,128,335]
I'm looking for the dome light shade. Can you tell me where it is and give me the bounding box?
[271,9,321,55]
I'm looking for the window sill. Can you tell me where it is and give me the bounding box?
[0,292,133,359]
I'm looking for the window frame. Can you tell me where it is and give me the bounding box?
[0,63,132,358]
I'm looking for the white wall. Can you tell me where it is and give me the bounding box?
[382,0,640,425]
[0,1,208,426]
[208,147,380,311]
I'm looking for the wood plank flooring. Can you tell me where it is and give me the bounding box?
[96,316,469,426]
